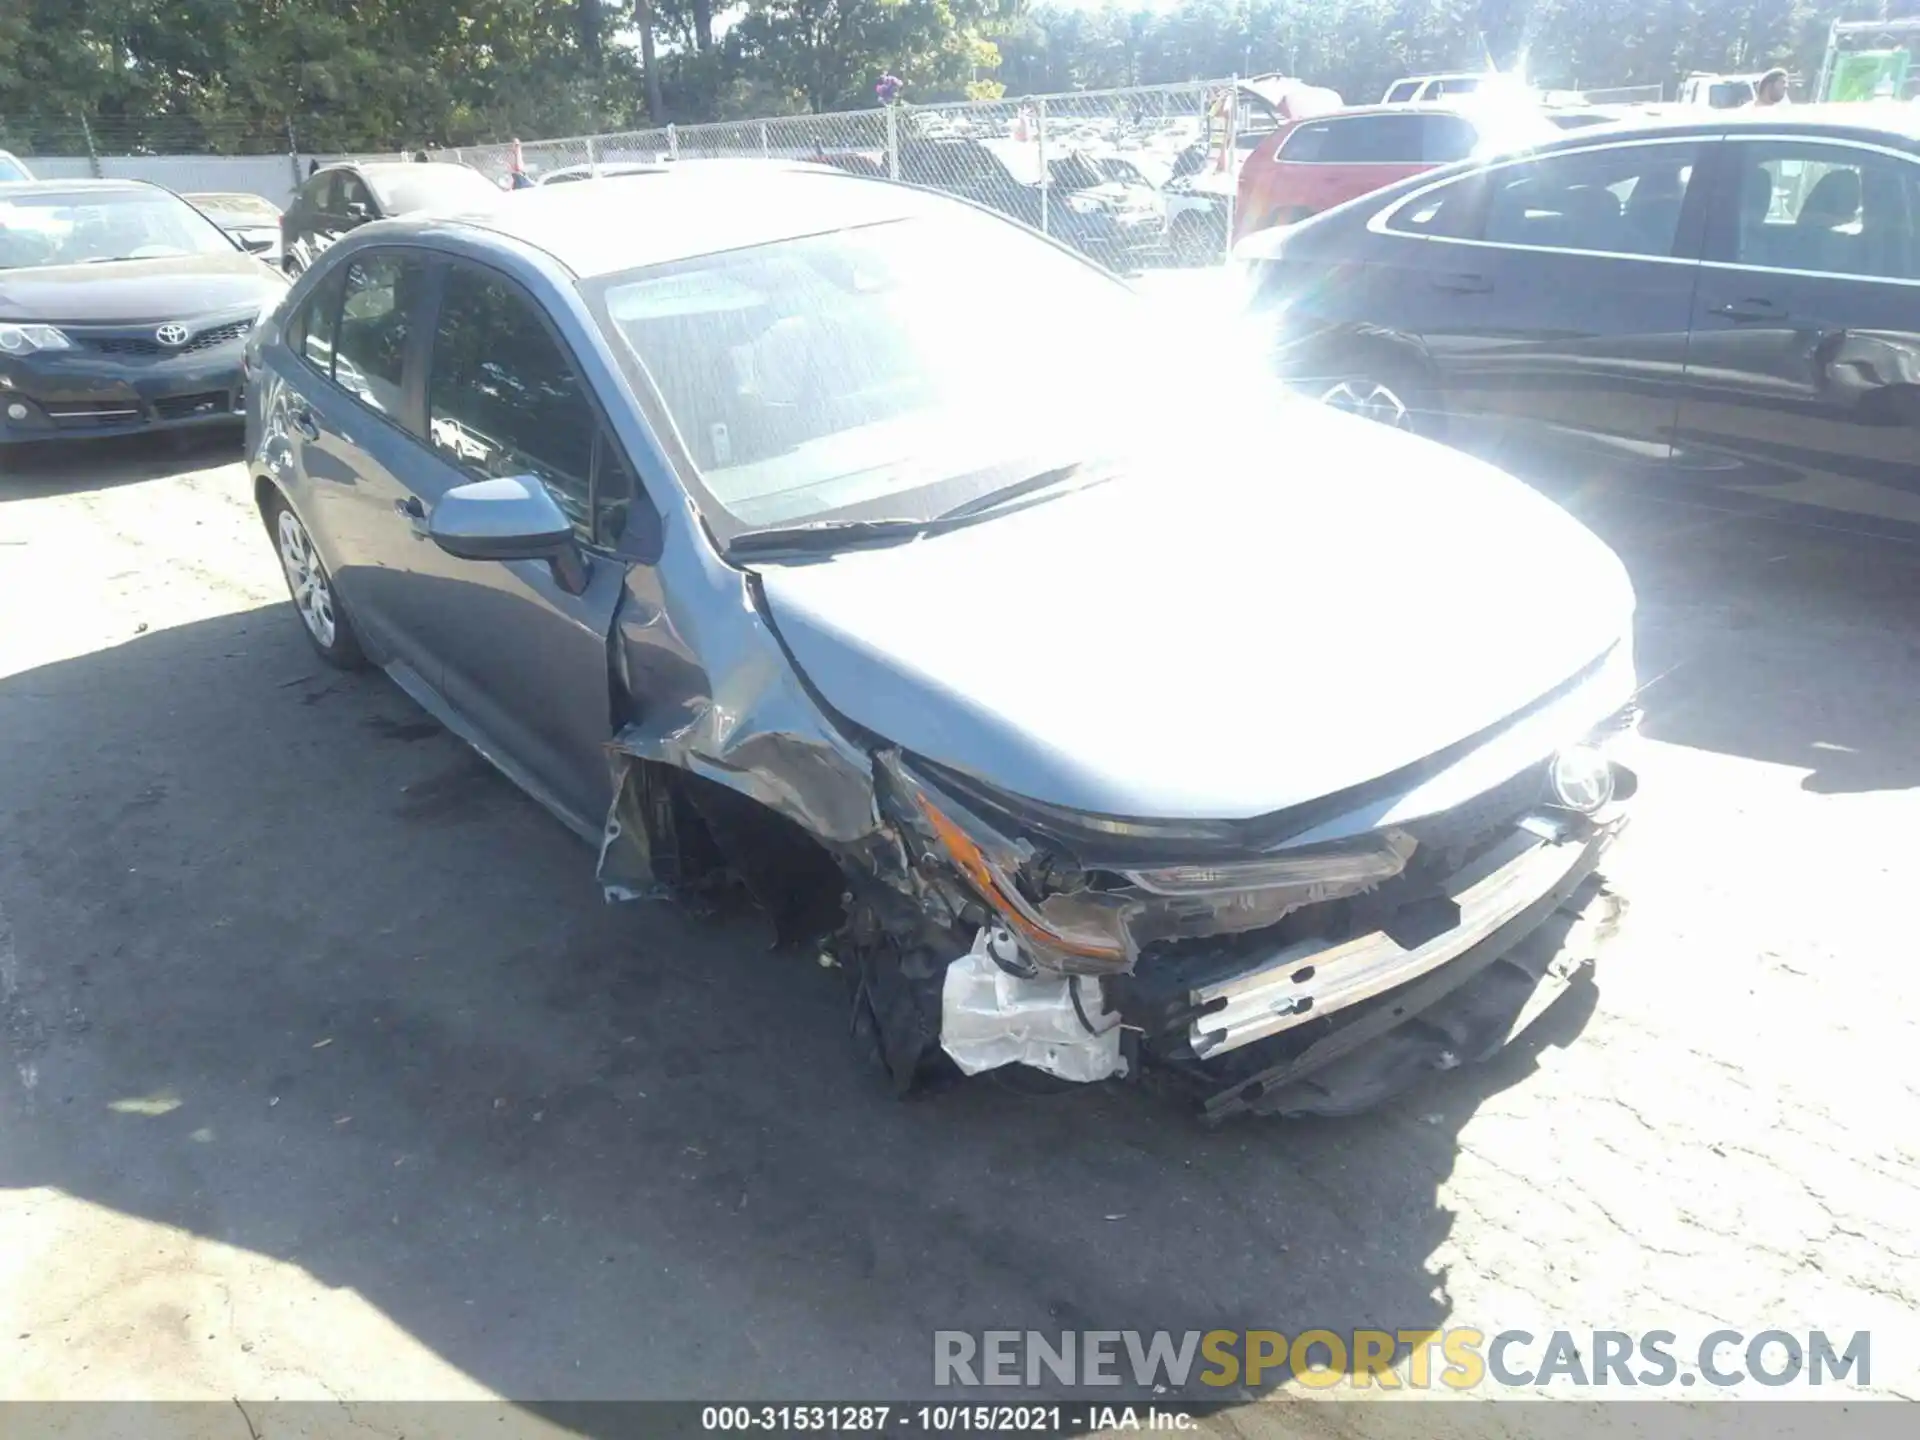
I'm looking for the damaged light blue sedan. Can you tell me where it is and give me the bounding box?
[245,164,1639,1121]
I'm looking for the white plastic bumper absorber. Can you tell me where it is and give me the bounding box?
[940,927,1127,1084]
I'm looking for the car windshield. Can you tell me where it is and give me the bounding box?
[0,154,30,182]
[191,194,280,223]
[0,189,236,269]
[595,208,1172,536]
[365,166,499,215]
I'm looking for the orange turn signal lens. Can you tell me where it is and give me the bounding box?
[912,792,1126,963]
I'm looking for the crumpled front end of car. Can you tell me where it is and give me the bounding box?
[594,527,1640,1120]
[848,639,1641,1118]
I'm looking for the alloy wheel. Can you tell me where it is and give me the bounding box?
[276,508,337,649]
[1319,378,1413,431]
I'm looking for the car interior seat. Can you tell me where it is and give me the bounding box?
[1794,167,1862,274]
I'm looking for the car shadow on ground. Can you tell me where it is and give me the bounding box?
[0,600,1596,1409]
[2,475,1905,1414]
[0,426,244,499]
[1553,488,1920,797]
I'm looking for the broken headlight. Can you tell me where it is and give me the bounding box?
[1123,832,1416,896]
[880,754,1132,967]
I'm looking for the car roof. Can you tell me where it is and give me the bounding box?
[0,179,161,198]
[328,160,482,181]
[1301,100,1524,122]
[1530,102,1920,149]
[404,161,948,278]
[542,162,665,179]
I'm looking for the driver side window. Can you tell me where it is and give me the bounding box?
[308,172,342,214]
[338,174,375,219]
[426,262,632,545]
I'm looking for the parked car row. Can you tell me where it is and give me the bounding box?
[26,107,1914,1115]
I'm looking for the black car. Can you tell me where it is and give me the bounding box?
[186,191,285,262]
[0,179,287,444]
[280,161,500,276]
[1242,105,1920,541]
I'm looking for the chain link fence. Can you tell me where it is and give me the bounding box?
[432,82,1233,270]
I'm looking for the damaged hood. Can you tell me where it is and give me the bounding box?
[753,400,1634,823]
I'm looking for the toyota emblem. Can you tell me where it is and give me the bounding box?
[155,323,190,347]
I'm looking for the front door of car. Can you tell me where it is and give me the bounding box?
[323,172,378,252]
[398,258,637,834]
[1392,137,1711,478]
[1673,137,1920,539]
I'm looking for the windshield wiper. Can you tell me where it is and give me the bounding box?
[934,462,1085,521]
[727,464,1094,560]
[726,516,940,558]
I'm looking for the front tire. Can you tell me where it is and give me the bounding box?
[265,489,365,669]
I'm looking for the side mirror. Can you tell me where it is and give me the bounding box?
[345,200,372,220]
[240,234,275,253]
[429,476,589,593]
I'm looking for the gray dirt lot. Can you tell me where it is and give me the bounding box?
[1,427,1917,1422]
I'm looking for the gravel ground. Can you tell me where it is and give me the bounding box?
[0,422,1916,1428]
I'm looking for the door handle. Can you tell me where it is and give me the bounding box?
[290,409,319,441]
[1432,271,1492,293]
[1710,298,1785,323]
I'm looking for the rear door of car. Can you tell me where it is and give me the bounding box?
[1674,133,1920,537]
[395,256,640,833]
[275,245,448,690]
[1370,134,1714,472]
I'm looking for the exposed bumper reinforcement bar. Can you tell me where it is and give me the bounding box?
[1191,816,1619,1060]
[1197,824,1617,1124]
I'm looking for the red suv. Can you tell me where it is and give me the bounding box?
[1233,103,1556,244]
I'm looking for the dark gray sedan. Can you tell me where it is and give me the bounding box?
[0,180,287,444]
[245,165,1640,1118]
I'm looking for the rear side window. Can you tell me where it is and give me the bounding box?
[1420,115,1480,164]
[1382,175,1487,238]
[289,266,346,375]
[1482,146,1698,257]
[1281,114,1465,165]
[333,252,424,417]
[1384,143,1701,256]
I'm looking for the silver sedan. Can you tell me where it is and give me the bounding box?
[244,163,1640,1118]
